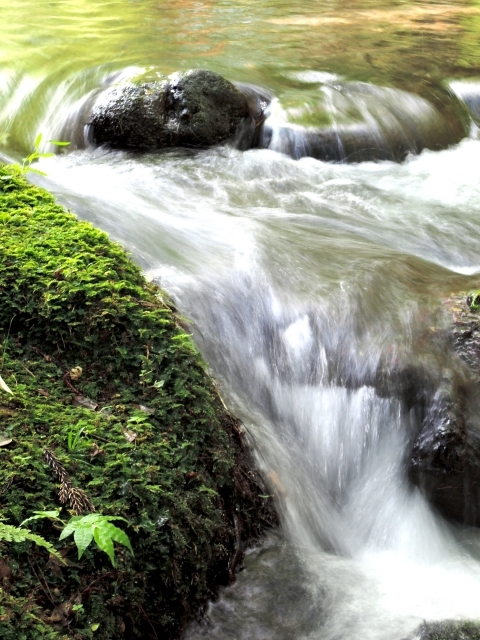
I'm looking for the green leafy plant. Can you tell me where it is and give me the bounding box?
[467,290,480,310]
[0,520,63,561]
[7,133,69,176]
[59,513,133,566]
[21,510,133,567]
[67,424,86,451]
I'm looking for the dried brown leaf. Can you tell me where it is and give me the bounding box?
[123,429,137,443]
[72,395,98,411]
[69,366,83,381]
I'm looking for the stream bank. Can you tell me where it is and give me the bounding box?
[0,166,276,639]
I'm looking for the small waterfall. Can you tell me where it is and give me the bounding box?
[257,81,469,162]
[2,60,480,639]
[171,265,480,640]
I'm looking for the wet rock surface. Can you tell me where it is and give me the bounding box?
[406,293,480,525]
[258,82,469,162]
[81,69,479,160]
[405,620,480,640]
[88,69,250,150]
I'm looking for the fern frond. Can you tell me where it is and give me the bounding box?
[0,522,64,562]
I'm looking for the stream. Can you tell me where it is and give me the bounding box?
[2,1,480,638]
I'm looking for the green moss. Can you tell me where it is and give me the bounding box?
[0,166,276,639]
[467,290,480,310]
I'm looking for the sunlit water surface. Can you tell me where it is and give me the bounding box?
[2,1,480,638]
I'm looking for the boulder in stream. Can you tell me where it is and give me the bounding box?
[87,69,251,150]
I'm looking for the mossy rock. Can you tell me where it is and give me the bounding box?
[0,166,276,639]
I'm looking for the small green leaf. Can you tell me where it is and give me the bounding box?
[34,133,42,148]
[20,510,60,527]
[59,514,131,567]
[49,140,70,146]
[93,524,115,565]
[74,526,94,559]
[91,623,100,632]
[59,516,83,540]
[106,522,133,556]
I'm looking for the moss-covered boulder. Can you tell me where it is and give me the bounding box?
[0,166,276,639]
[87,69,250,150]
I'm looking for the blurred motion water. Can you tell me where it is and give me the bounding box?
[2,1,480,638]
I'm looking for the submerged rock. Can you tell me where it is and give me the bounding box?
[87,69,250,150]
[258,82,469,162]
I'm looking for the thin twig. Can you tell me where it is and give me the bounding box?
[63,372,81,395]
[27,556,54,605]
[1,316,14,373]
[138,603,159,640]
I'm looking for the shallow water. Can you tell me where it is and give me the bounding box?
[2,1,480,638]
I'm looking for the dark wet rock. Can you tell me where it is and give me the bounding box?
[233,82,273,150]
[405,620,480,640]
[87,69,250,150]
[407,374,480,524]
[406,293,480,525]
[69,72,475,161]
[450,293,480,377]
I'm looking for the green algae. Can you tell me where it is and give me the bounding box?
[0,166,276,639]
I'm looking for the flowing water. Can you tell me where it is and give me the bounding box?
[2,1,480,638]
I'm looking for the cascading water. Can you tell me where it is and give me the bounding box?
[2,1,480,637]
